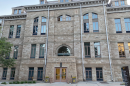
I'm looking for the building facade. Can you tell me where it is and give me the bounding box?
[0,0,130,83]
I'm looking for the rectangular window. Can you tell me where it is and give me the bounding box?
[28,67,34,80]
[10,68,15,80]
[37,67,43,81]
[13,46,19,59]
[60,0,63,2]
[0,19,2,23]
[128,43,130,54]
[33,26,38,35]
[115,19,122,33]
[121,1,125,5]
[41,25,46,35]
[31,44,36,58]
[84,42,91,58]
[84,23,89,33]
[18,9,21,14]
[41,0,44,4]
[42,17,46,22]
[85,68,92,81]
[14,10,17,14]
[124,18,130,33]
[94,42,101,58]
[93,22,99,32]
[16,25,21,38]
[118,43,125,57]
[5,53,10,59]
[39,44,45,58]
[115,1,119,6]
[96,68,103,81]
[9,25,14,38]
[2,68,7,80]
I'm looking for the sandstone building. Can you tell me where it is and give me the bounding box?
[0,0,130,83]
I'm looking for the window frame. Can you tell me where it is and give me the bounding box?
[9,25,14,38]
[39,44,45,58]
[118,43,125,58]
[13,46,19,59]
[2,68,8,80]
[60,0,63,2]
[66,15,71,21]
[41,17,46,35]
[16,25,21,38]
[115,19,122,33]
[85,68,92,81]
[124,18,130,33]
[83,13,89,33]
[10,68,15,80]
[96,68,103,81]
[28,67,34,80]
[14,9,17,14]
[37,67,43,81]
[30,44,36,58]
[57,15,63,21]
[92,13,99,32]
[121,0,125,5]
[115,1,119,6]
[84,42,91,58]
[18,9,21,14]
[94,42,101,58]
[58,46,71,56]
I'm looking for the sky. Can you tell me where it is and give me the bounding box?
[0,0,130,16]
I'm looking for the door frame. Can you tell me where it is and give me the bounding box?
[54,67,67,82]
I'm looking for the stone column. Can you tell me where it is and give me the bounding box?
[89,13,93,33]
[6,68,11,81]
[92,67,96,81]
[38,16,42,36]
[33,67,37,81]
[121,17,126,33]
[90,42,95,58]
[36,44,40,59]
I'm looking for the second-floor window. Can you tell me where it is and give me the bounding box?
[83,13,89,33]
[16,25,21,38]
[121,0,125,5]
[33,17,38,35]
[124,18,130,33]
[115,19,122,33]
[13,46,19,59]
[92,13,99,32]
[9,25,14,38]
[84,42,91,58]
[118,43,125,57]
[66,15,71,21]
[39,44,45,58]
[31,44,36,58]
[115,1,119,6]
[41,17,46,35]
[94,42,101,58]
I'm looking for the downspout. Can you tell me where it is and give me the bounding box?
[0,18,4,38]
[43,6,49,81]
[103,1,113,81]
[80,4,85,81]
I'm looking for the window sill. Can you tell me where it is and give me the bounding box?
[126,31,130,33]
[116,31,122,33]
[84,31,89,33]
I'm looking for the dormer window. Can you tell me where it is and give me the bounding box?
[58,15,63,21]
[41,0,44,4]
[60,0,63,3]
[14,10,17,14]
[18,9,21,14]
[65,0,68,2]
[66,15,71,21]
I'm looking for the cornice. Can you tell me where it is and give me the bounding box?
[107,5,130,13]
[24,0,108,12]
[0,14,26,20]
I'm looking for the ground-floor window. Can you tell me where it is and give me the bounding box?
[85,68,92,81]
[37,67,43,81]
[28,67,34,80]
[2,68,7,80]
[96,68,103,81]
[10,68,15,80]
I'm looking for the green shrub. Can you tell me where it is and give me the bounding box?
[9,82,12,84]
[13,81,16,84]
[28,81,32,83]
[20,81,24,84]
[16,81,20,84]
[33,81,36,83]
[24,81,27,83]
[1,82,6,84]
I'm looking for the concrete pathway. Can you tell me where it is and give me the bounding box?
[0,81,125,86]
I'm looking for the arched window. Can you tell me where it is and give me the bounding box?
[58,46,70,56]
[33,17,39,35]
[66,15,71,21]
[92,13,99,32]
[41,17,46,35]
[58,15,63,21]
[83,13,89,33]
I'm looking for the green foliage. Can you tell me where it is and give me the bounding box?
[24,81,27,83]
[33,81,36,83]
[0,37,15,68]
[9,82,12,84]
[1,82,6,84]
